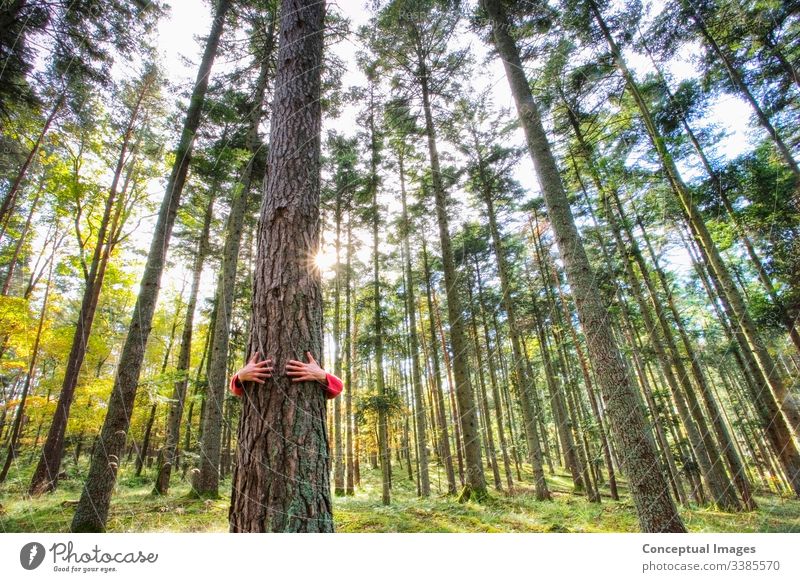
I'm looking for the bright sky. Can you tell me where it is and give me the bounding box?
[146,0,755,308]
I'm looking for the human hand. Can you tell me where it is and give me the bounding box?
[285,351,327,384]
[237,352,274,384]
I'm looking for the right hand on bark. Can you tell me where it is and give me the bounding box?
[236,352,273,384]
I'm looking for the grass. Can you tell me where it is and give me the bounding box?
[1,456,799,533]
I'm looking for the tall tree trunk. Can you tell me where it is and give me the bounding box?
[154,189,215,494]
[366,82,391,506]
[228,0,329,532]
[344,208,355,495]
[528,214,587,494]
[421,236,457,494]
[475,275,514,491]
[466,268,501,490]
[415,60,487,501]
[399,150,430,496]
[477,161,547,498]
[434,291,466,486]
[483,0,685,531]
[332,183,345,497]
[70,0,230,532]
[0,93,64,236]
[194,11,275,496]
[2,180,43,295]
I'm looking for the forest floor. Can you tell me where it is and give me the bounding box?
[1,458,799,533]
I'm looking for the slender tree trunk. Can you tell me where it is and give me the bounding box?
[228,0,329,532]
[484,0,685,531]
[416,61,487,501]
[0,253,53,482]
[344,208,355,495]
[478,169,547,498]
[0,93,64,236]
[466,269,501,490]
[70,0,230,532]
[194,11,275,496]
[365,83,391,506]
[421,237,457,494]
[475,283,514,491]
[2,180,43,295]
[399,152,430,496]
[332,187,345,497]
[434,291,466,486]
[154,190,215,494]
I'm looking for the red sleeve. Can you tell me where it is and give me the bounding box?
[323,373,343,400]
[230,373,243,397]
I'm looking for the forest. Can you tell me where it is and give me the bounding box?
[0,0,799,534]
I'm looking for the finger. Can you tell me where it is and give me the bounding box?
[248,352,259,365]
[254,360,270,368]
[306,351,317,364]
[285,363,306,371]
[292,375,313,383]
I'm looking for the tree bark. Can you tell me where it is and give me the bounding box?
[228,0,330,532]
[420,236,457,494]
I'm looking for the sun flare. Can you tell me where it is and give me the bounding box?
[314,247,338,274]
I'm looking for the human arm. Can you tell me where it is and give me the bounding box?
[230,352,274,397]
[285,351,343,399]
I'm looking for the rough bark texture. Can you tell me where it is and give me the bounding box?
[344,210,355,495]
[368,86,391,506]
[70,0,229,532]
[228,0,331,532]
[483,0,685,532]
